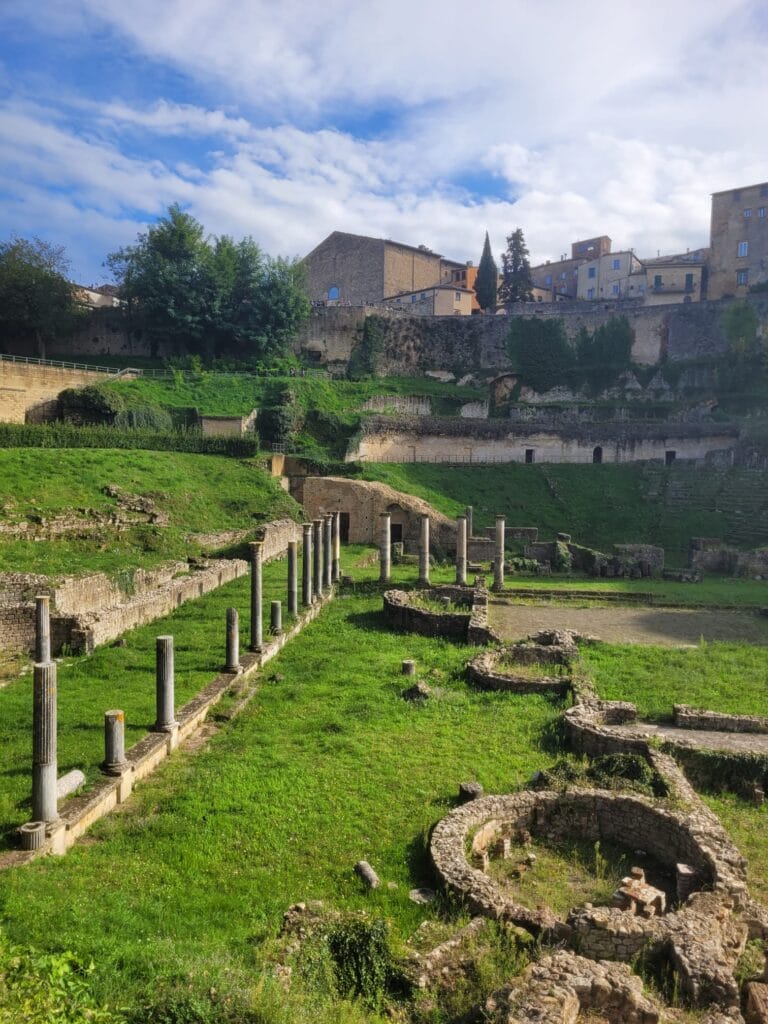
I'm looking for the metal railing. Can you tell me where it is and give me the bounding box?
[0,353,328,380]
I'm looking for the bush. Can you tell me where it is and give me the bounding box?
[507,317,575,393]
[326,918,393,1008]
[347,317,385,380]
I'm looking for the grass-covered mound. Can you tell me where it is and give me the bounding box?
[358,462,768,563]
[0,448,299,576]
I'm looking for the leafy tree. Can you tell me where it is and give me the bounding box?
[575,316,634,393]
[507,316,575,392]
[107,205,309,362]
[0,237,81,357]
[474,231,498,312]
[499,227,533,306]
[721,300,760,356]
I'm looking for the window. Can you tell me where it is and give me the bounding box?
[738,241,749,257]
[328,285,339,301]
[665,451,676,466]
[612,258,621,270]
[587,287,595,299]
[744,208,752,218]
[759,207,766,218]
[454,291,462,301]
[737,269,749,286]
[654,274,663,290]
[525,448,535,464]
[544,274,552,285]
[411,294,418,303]
[611,283,620,295]
[588,266,596,278]
[421,292,427,299]
[685,273,694,292]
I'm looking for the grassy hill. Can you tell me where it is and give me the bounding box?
[0,449,300,576]
[357,462,768,564]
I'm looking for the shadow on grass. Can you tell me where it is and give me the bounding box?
[346,609,388,633]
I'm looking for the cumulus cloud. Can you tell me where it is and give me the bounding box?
[1,0,767,281]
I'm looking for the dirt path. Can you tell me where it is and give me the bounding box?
[489,600,768,646]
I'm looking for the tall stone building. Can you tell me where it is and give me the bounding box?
[708,181,768,299]
[302,231,467,306]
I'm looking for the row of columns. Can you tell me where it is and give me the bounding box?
[378,510,506,592]
[26,519,347,837]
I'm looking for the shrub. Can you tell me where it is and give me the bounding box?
[0,422,259,457]
[326,918,393,1008]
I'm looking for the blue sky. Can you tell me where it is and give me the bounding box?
[1,0,767,284]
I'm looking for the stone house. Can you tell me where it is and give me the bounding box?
[301,230,468,307]
[382,282,474,316]
[641,251,708,306]
[708,181,768,299]
[577,250,645,301]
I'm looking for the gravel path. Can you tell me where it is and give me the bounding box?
[489,601,768,646]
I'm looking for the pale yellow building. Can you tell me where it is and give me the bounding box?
[383,282,474,316]
[577,250,645,301]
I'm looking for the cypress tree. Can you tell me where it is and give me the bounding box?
[499,227,534,307]
[474,231,498,313]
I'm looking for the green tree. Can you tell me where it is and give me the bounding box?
[0,237,81,357]
[474,231,498,312]
[721,300,760,356]
[507,316,575,392]
[107,206,309,362]
[575,316,634,393]
[499,227,533,306]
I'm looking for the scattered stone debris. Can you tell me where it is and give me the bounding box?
[402,681,432,702]
[354,860,380,889]
[459,780,484,802]
[408,887,436,905]
[612,866,666,917]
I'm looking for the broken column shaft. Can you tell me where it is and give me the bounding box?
[493,515,506,592]
[249,538,264,650]
[287,540,298,616]
[35,595,51,664]
[456,515,468,586]
[32,660,58,822]
[302,523,313,607]
[323,514,333,589]
[313,518,323,599]
[418,514,430,586]
[379,512,391,583]
[154,635,177,731]
[332,511,341,581]
[225,607,240,672]
[103,709,128,775]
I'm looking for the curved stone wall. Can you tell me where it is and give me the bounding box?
[466,648,571,695]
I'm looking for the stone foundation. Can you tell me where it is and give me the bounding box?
[383,579,498,644]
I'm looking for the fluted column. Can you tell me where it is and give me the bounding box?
[32,660,58,822]
[313,519,323,599]
[287,540,298,616]
[493,515,506,592]
[249,538,264,650]
[456,515,468,586]
[225,607,240,672]
[35,595,51,664]
[302,523,313,607]
[332,511,341,581]
[418,514,430,586]
[154,635,177,731]
[379,512,391,583]
[323,514,333,589]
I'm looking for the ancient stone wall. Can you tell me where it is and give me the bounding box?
[348,415,737,465]
[0,361,119,424]
[673,704,768,735]
[299,475,456,551]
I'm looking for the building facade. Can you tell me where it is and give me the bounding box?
[641,250,708,306]
[302,231,465,306]
[382,282,474,316]
[708,182,768,300]
[576,250,644,301]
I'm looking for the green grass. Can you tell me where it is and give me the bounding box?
[357,462,768,563]
[0,449,299,575]
[107,374,485,418]
[0,553,559,1019]
[581,640,768,720]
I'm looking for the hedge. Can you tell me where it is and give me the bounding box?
[0,422,260,458]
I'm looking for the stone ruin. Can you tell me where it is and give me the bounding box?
[466,628,579,695]
[382,579,499,645]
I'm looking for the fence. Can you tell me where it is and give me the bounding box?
[0,353,328,380]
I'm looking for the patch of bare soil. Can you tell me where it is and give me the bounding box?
[490,601,768,646]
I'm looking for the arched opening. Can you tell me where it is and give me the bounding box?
[592,446,603,464]
[665,450,676,466]
[327,285,340,301]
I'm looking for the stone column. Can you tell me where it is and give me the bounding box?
[287,541,298,616]
[332,511,341,582]
[302,524,313,607]
[313,519,323,599]
[154,635,177,731]
[379,512,391,584]
[103,709,128,775]
[249,538,264,650]
[270,600,282,635]
[35,595,51,664]
[225,607,240,672]
[493,515,506,592]
[456,515,468,585]
[32,660,58,822]
[418,514,430,586]
[465,506,474,539]
[323,514,333,589]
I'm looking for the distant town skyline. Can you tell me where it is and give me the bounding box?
[1,0,766,284]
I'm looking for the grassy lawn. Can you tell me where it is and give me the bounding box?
[357,462,768,563]
[0,561,559,1019]
[0,449,299,576]
[581,640,768,720]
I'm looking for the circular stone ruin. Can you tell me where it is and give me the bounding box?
[466,629,578,695]
[383,585,474,639]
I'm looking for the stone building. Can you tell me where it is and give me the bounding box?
[530,236,612,302]
[708,181,768,299]
[641,250,708,306]
[382,281,474,316]
[577,250,645,301]
[302,231,468,306]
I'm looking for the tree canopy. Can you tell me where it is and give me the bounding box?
[499,228,533,306]
[107,205,310,362]
[474,231,498,312]
[0,237,81,357]
[507,316,574,392]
